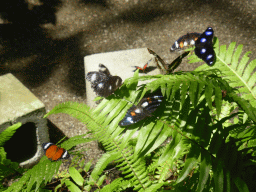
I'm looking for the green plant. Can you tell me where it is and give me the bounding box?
[0,123,25,190]
[5,38,256,191]
[4,134,94,192]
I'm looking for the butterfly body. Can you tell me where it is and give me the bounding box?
[86,64,122,97]
[170,33,201,52]
[42,143,70,161]
[119,94,163,126]
[194,27,215,66]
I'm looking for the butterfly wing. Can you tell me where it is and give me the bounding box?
[42,143,70,161]
[99,63,110,76]
[94,76,122,97]
[195,27,215,66]
[133,63,148,73]
[148,48,169,74]
[118,105,148,126]
[170,33,201,52]
[86,71,108,86]
[86,64,123,97]
[167,51,190,73]
[138,95,163,114]
[195,27,214,48]
[119,94,163,126]
[194,45,215,66]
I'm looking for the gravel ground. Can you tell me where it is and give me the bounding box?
[0,0,256,166]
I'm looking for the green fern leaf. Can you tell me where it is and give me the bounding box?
[176,143,200,183]
[90,152,120,183]
[197,149,211,192]
[0,122,22,147]
[6,159,61,192]
[61,134,96,150]
[234,176,250,192]
[189,39,256,109]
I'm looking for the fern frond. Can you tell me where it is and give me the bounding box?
[42,68,256,191]
[189,38,256,109]
[61,134,96,150]
[6,159,62,192]
[0,122,22,147]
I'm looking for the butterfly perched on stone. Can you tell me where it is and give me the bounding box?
[86,64,122,97]
[134,63,148,73]
[170,33,201,52]
[119,93,164,126]
[194,27,215,66]
[148,48,189,74]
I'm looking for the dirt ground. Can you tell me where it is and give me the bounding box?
[0,0,256,165]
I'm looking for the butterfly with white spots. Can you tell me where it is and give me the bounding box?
[86,64,123,97]
[119,93,163,126]
[170,33,201,52]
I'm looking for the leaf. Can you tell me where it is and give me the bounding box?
[176,143,200,183]
[0,123,22,147]
[214,86,222,118]
[65,180,82,192]
[97,175,106,187]
[197,149,211,192]
[84,160,92,172]
[212,159,224,192]
[233,177,249,192]
[69,167,84,187]
[192,39,256,110]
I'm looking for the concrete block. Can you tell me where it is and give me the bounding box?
[84,48,162,108]
[0,73,49,168]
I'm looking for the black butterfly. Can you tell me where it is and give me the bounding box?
[195,27,215,66]
[170,33,201,52]
[148,48,190,74]
[119,93,163,126]
[86,64,122,97]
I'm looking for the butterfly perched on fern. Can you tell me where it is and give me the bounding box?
[119,92,164,126]
[86,64,123,97]
[42,143,70,161]
[194,27,215,66]
[170,27,215,66]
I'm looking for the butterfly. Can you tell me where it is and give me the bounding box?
[119,93,163,126]
[42,142,70,161]
[194,27,215,66]
[170,33,201,52]
[133,62,157,73]
[134,63,148,73]
[167,51,190,73]
[86,64,123,97]
[148,48,190,74]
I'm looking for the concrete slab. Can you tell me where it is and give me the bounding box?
[0,73,49,168]
[84,48,162,108]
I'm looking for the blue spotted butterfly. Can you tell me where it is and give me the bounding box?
[119,93,163,126]
[195,27,215,66]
